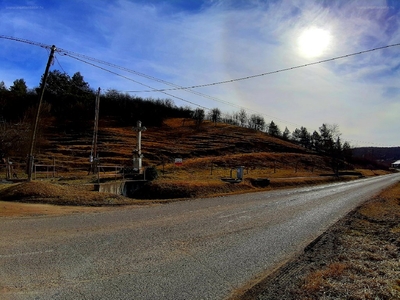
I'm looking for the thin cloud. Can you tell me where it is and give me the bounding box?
[0,0,399,146]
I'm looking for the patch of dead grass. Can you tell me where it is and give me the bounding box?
[0,181,137,206]
[303,262,348,294]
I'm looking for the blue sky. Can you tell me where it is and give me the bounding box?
[1,0,400,147]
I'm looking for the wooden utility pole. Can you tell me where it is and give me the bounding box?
[89,87,101,174]
[27,45,56,181]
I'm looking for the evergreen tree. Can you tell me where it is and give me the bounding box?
[282,127,291,140]
[299,126,311,148]
[0,81,7,91]
[10,78,27,94]
[267,121,281,137]
[311,130,322,151]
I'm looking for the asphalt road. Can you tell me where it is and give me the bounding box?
[1,173,400,300]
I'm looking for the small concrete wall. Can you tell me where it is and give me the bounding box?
[94,180,147,197]
[94,181,124,195]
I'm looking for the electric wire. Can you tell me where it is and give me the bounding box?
[54,46,301,125]
[56,41,400,129]
[63,53,209,110]
[54,55,66,74]
[2,34,398,123]
[0,35,52,49]
[60,52,295,126]
[54,54,95,95]
[1,34,399,146]
[56,47,241,109]
[0,34,213,134]
[128,42,400,93]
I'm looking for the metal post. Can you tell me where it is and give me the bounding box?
[53,157,56,177]
[6,157,10,180]
[27,45,56,181]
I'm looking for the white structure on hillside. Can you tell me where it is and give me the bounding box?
[392,160,400,169]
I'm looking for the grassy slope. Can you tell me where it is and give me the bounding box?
[1,117,389,203]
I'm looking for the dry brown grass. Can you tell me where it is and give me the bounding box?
[0,181,139,206]
[302,262,348,293]
[1,118,391,206]
[278,183,400,300]
[30,118,314,170]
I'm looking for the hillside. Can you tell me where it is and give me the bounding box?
[35,117,328,173]
[353,146,400,167]
[2,117,386,203]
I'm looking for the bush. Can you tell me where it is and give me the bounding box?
[145,166,158,181]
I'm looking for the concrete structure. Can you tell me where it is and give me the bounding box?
[132,120,146,172]
[94,180,147,197]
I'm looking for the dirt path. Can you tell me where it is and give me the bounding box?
[0,201,107,217]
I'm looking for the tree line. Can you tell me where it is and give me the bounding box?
[0,70,352,171]
[201,107,350,155]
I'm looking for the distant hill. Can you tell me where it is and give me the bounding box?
[352,147,400,167]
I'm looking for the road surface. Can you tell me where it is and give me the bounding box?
[1,173,399,299]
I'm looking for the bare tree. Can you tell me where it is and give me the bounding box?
[238,109,247,127]
[208,108,221,125]
[192,108,205,128]
[248,114,265,131]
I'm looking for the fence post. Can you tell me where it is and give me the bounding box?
[6,158,11,180]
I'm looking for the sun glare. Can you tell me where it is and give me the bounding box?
[298,27,331,58]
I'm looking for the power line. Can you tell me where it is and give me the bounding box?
[63,53,210,110]
[59,52,299,126]
[56,47,239,107]
[2,35,397,118]
[128,42,400,93]
[0,35,51,49]
[53,54,96,95]
[1,35,398,147]
[54,55,66,73]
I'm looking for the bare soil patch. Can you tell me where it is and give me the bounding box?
[0,181,140,208]
[237,182,400,300]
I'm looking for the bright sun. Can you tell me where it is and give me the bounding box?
[298,27,331,58]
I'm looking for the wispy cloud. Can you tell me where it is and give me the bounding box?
[0,0,399,146]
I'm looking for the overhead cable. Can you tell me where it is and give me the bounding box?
[129,42,400,93]
[63,53,210,110]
